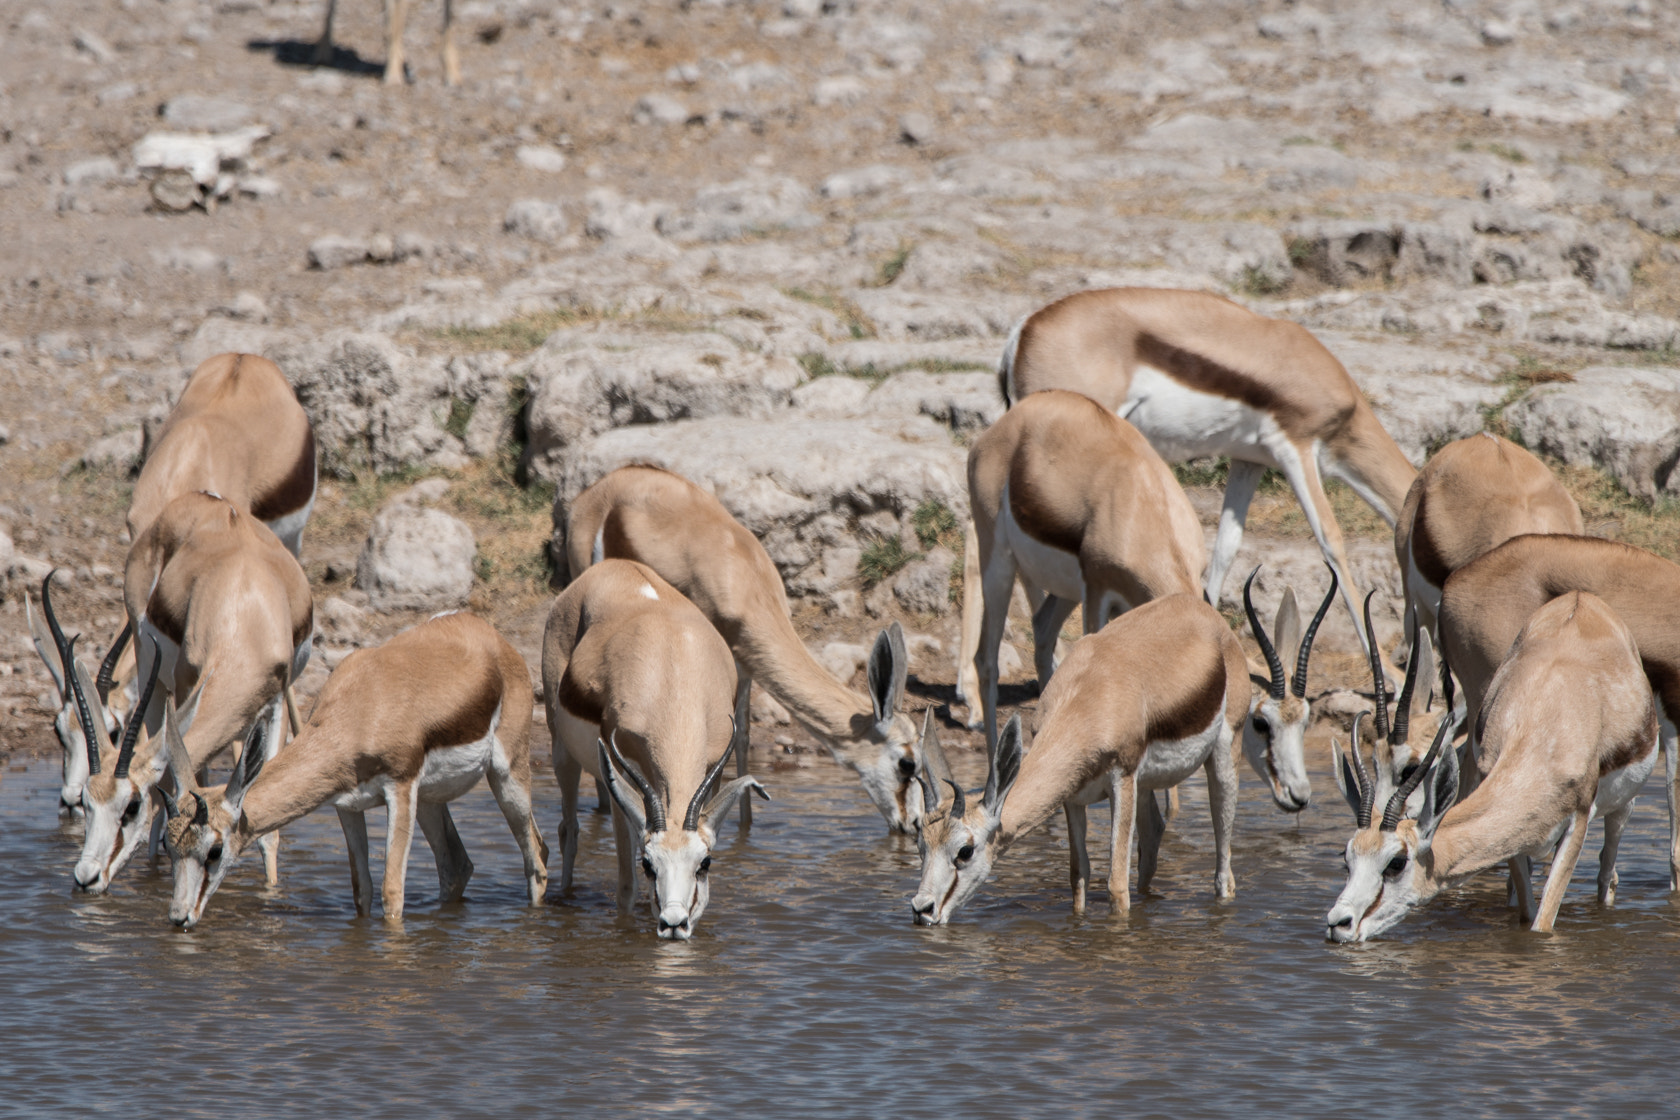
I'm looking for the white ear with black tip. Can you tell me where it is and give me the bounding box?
[867,622,908,735]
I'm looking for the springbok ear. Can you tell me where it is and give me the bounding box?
[985,713,1024,810]
[703,776,770,834]
[1274,588,1303,675]
[1416,721,1461,844]
[1330,738,1363,821]
[595,738,649,835]
[224,722,267,809]
[867,622,908,733]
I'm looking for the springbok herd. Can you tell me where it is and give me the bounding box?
[22,287,1679,943]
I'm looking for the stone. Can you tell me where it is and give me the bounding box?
[515,144,567,172]
[1289,220,1400,286]
[503,198,567,242]
[1503,366,1680,502]
[812,76,867,107]
[133,127,268,187]
[80,429,143,473]
[819,164,910,199]
[315,595,369,644]
[819,642,870,686]
[899,112,936,145]
[521,338,805,482]
[893,546,955,614]
[633,94,691,126]
[356,502,477,612]
[308,235,370,271]
[162,95,256,133]
[63,157,120,186]
[657,176,815,242]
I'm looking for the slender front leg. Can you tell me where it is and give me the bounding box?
[975,546,1018,754]
[1136,788,1165,894]
[957,521,983,711]
[733,673,753,832]
[1164,786,1181,820]
[1664,722,1679,893]
[336,807,373,916]
[1205,458,1265,607]
[311,0,338,64]
[610,798,638,914]
[1065,801,1090,915]
[416,800,473,903]
[257,695,286,887]
[1204,731,1238,899]
[381,781,419,919]
[1599,801,1631,906]
[1107,769,1137,916]
[555,750,581,895]
[486,751,549,905]
[383,0,409,85]
[441,0,460,86]
[1033,594,1079,685]
[1533,810,1591,933]
[1508,855,1536,923]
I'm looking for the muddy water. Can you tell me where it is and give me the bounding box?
[2,747,1677,1119]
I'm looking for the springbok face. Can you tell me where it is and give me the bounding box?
[598,732,768,941]
[1241,565,1337,813]
[831,623,923,836]
[909,710,1021,927]
[27,576,130,816]
[162,713,265,929]
[1326,709,1461,943]
[1351,590,1440,813]
[69,644,165,894]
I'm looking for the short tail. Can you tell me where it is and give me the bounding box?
[997,317,1026,408]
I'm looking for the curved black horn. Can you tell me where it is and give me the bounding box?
[1244,567,1285,700]
[1380,713,1456,831]
[1361,591,1390,742]
[917,763,940,814]
[604,732,665,833]
[40,571,72,686]
[65,635,102,777]
[191,789,209,827]
[944,778,966,820]
[113,639,162,780]
[1350,711,1376,830]
[158,785,180,821]
[1292,564,1338,699]
[95,621,132,706]
[1389,612,1424,746]
[684,733,736,832]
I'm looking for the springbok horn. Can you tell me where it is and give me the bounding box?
[1350,711,1375,830]
[158,785,180,820]
[113,639,162,780]
[1388,612,1424,747]
[95,620,132,706]
[1243,567,1285,701]
[684,728,737,833]
[40,571,72,686]
[1291,563,1338,699]
[191,789,209,827]
[1380,713,1458,831]
[65,636,105,776]
[162,699,200,796]
[604,731,665,833]
[944,778,966,820]
[1361,591,1390,743]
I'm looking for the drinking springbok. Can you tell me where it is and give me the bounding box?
[1328,591,1657,941]
[27,575,128,815]
[160,611,548,928]
[542,559,768,939]
[911,593,1247,925]
[565,465,916,834]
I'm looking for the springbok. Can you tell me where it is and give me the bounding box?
[71,491,313,895]
[160,611,547,928]
[26,575,128,815]
[312,0,460,86]
[911,593,1247,925]
[542,559,768,939]
[1328,591,1657,941]
[1330,590,1437,816]
[968,286,1417,696]
[564,465,917,834]
[1439,533,1680,892]
[1395,431,1582,648]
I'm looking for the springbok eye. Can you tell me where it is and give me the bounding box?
[1384,854,1408,878]
[641,856,655,878]
[699,856,712,874]
[1252,715,1271,736]
[207,844,224,864]
[121,798,141,823]
[955,844,975,864]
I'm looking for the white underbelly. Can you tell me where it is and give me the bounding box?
[266,485,316,559]
[1591,738,1660,821]
[333,705,501,811]
[1138,705,1227,790]
[1123,365,1281,464]
[997,479,1084,603]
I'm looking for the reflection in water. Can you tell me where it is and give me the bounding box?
[1,753,1676,1116]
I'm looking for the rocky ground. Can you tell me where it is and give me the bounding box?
[3,0,1679,764]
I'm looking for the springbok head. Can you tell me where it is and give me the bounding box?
[26,573,130,815]
[1348,590,1438,812]
[830,622,923,836]
[1326,707,1462,943]
[1241,564,1337,813]
[597,727,768,941]
[71,641,191,894]
[910,708,1023,926]
[161,709,266,929]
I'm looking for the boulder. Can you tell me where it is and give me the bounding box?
[893,546,955,615]
[356,489,477,611]
[503,199,567,242]
[1327,333,1506,464]
[1503,366,1680,502]
[520,337,805,483]
[656,176,815,242]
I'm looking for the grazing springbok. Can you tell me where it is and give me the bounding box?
[26,575,128,815]
[987,286,1417,679]
[1328,591,1657,941]
[1440,534,1680,892]
[160,611,547,928]
[1394,432,1582,648]
[1329,590,1438,818]
[312,0,460,86]
[542,559,768,939]
[1239,565,1339,813]
[71,492,313,895]
[565,465,917,834]
[911,593,1247,925]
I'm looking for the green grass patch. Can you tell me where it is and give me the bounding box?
[782,287,877,340]
[876,243,913,286]
[1238,265,1290,297]
[443,398,475,441]
[912,498,962,552]
[860,536,919,587]
[437,307,593,354]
